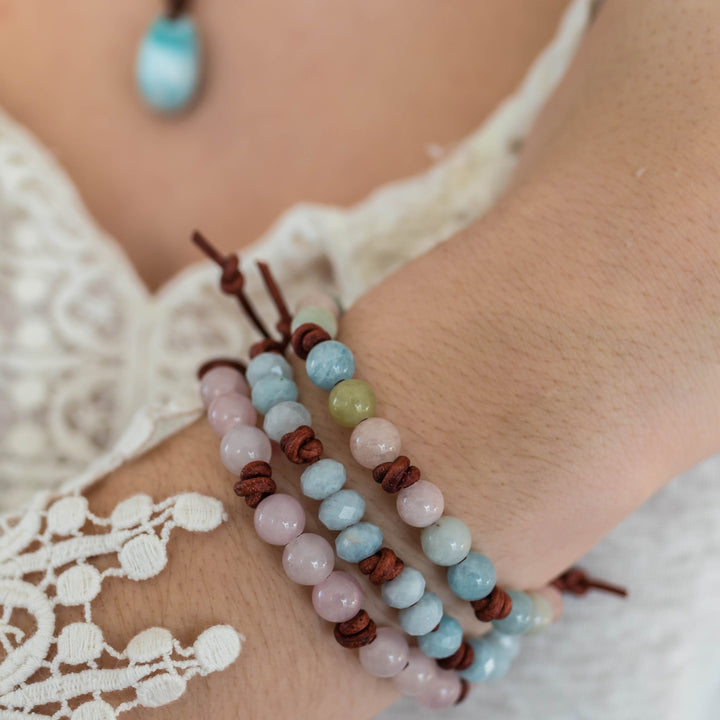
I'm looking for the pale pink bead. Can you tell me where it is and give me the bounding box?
[295,291,340,320]
[396,480,445,528]
[282,533,334,585]
[358,627,409,678]
[349,418,402,469]
[535,585,564,622]
[312,571,363,622]
[254,494,305,546]
[393,647,437,696]
[220,426,272,474]
[416,669,462,709]
[200,366,249,408]
[208,393,257,436]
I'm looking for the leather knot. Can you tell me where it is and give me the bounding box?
[233,461,276,508]
[197,358,246,380]
[334,610,377,649]
[291,323,330,360]
[249,339,285,359]
[358,548,404,584]
[280,426,323,464]
[552,567,628,597]
[456,679,470,705]
[471,587,513,622]
[219,254,245,295]
[372,456,420,494]
[436,641,475,671]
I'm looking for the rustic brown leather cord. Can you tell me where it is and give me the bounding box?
[358,548,404,585]
[333,610,377,649]
[249,339,286,358]
[233,461,276,508]
[552,567,628,598]
[471,586,513,622]
[372,456,421,494]
[166,0,190,19]
[437,641,475,671]
[257,260,293,344]
[291,323,331,360]
[456,679,470,705]
[280,426,323,464]
[196,358,246,380]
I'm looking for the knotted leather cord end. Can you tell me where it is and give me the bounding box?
[456,679,470,705]
[233,461,276,508]
[249,338,285,358]
[280,426,323,464]
[358,548,404,585]
[196,358,246,380]
[291,322,331,360]
[552,567,628,598]
[372,456,421,494]
[436,641,475,671]
[471,587,513,622]
[334,610,377,649]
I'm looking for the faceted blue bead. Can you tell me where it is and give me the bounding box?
[300,459,346,500]
[319,490,365,531]
[417,615,463,659]
[246,353,293,388]
[398,592,443,636]
[447,552,497,601]
[251,376,298,415]
[381,567,426,609]
[492,590,534,635]
[136,14,201,113]
[335,522,383,563]
[306,341,355,390]
[459,636,501,683]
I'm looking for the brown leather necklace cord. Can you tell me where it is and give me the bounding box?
[437,641,475,672]
[233,460,277,508]
[552,568,628,598]
[197,358,246,380]
[166,0,190,20]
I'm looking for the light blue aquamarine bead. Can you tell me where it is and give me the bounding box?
[263,401,311,442]
[417,615,463,659]
[459,631,520,683]
[335,522,383,563]
[485,632,521,681]
[306,341,355,390]
[246,353,294,388]
[136,15,201,113]
[420,516,472,567]
[447,552,497,601]
[492,590,534,635]
[398,592,443,636]
[300,459,346,500]
[319,490,365,531]
[381,567,426,609]
[251,376,298,415]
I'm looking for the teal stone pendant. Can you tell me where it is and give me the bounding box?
[135,13,201,114]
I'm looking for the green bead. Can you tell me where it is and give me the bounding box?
[291,306,338,338]
[328,379,376,428]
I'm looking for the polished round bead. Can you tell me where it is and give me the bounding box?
[200,367,249,408]
[381,567,426,609]
[417,615,463,659]
[328,379,376,428]
[349,418,401,469]
[420,516,472,566]
[335,522,383,563]
[416,669,462,710]
[492,590,534,635]
[398,591,443,636]
[358,627,409,678]
[447,551,497,601]
[207,393,257,436]
[318,490,365,531]
[396,480,444,528]
[392,647,437,696]
[246,352,293,388]
[253,494,305,546]
[458,635,500,683]
[220,426,272,474]
[306,341,355,391]
[263,401,311,442]
[535,585,564,622]
[291,306,338,338]
[312,571,364,622]
[251,376,298,415]
[525,592,554,636]
[282,533,334,585]
[300,459,346,500]
[296,291,342,320]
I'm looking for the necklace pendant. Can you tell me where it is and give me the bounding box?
[135,13,201,114]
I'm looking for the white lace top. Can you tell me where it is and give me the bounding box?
[2,1,720,718]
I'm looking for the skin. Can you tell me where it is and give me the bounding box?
[4,0,720,718]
